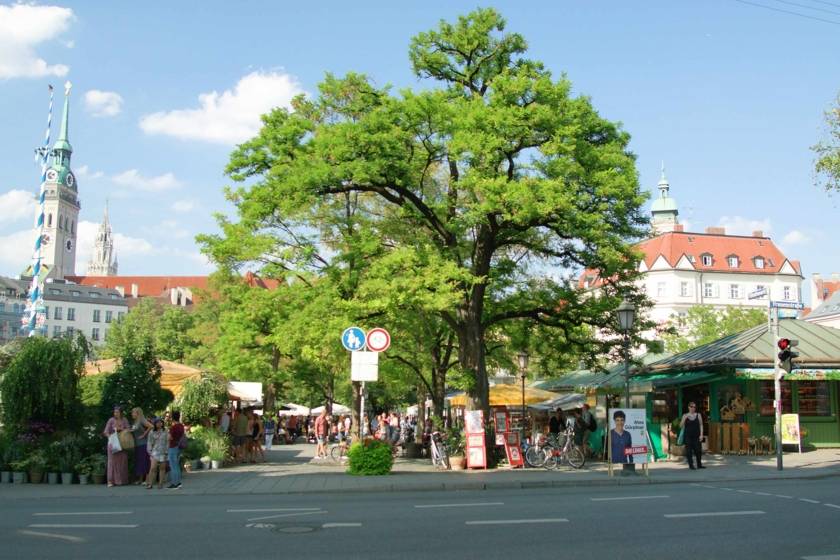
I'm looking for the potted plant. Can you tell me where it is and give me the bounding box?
[183,438,207,471]
[10,460,28,484]
[200,455,212,470]
[207,434,228,470]
[26,449,47,484]
[55,435,81,484]
[75,456,96,485]
[0,432,10,483]
[45,442,61,484]
[89,455,107,485]
[6,440,28,484]
[446,429,466,470]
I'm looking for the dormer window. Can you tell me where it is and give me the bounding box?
[728,256,739,268]
[754,257,765,269]
[687,255,696,263]
[701,254,713,267]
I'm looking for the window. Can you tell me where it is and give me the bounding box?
[798,382,831,416]
[52,325,61,338]
[687,255,696,263]
[728,256,739,268]
[680,282,689,297]
[47,213,53,227]
[70,290,81,297]
[118,312,125,320]
[754,257,765,269]
[729,284,741,299]
[754,285,767,299]
[88,292,101,298]
[760,381,792,416]
[656,282,666,297]
[704,283,714,298]
[66,326,74,336]
[701,254,712,266]
[67,307,75,321]
[109,294,120,299]
[0,302,4,312]
[105,310,113,323]
[49,288,61,295]
[53,306,63,320]
[783,286,792,300]
[93,310,101,323]
[42,305,47,317]
[91,328,100,341]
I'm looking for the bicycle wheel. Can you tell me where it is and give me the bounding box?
[542,449,560,470]
[329,445,340,462]
[525,446,547,468]
[566,446,585,469]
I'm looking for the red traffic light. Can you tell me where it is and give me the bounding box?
[778,338,791,351]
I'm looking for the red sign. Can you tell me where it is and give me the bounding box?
[365,328,391,352]
[503,431,524,468]
[624,446,649,456]
[465,410,487,469]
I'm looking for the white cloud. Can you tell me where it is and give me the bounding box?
[75,165,104,180]
[84,90,123,117]
[0,4,73,79]
[716,216,772,237]
[0,190,37,224]
[139,70,305,144]
[0,229,35,274]
[171,199,196,213]
[76,221,155,268]
[112,169,182,192]
[143,220,190,240]
[782,230,810,246]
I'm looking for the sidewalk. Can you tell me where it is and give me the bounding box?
[2,444,839,500]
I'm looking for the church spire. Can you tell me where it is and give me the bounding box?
[53,81,72,155]
[87,200,118,276]
[650,161,680,235]
[658,161,670,197]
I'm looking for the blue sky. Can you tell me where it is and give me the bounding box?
[1,1,839,300]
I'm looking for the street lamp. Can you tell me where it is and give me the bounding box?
[616,299,636,408]
[517,351,529,435]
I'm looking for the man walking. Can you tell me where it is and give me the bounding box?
[314,409,328,459]
[167,411,184,489]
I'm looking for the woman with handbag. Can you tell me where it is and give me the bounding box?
[130,407,152,485]
[103,405,131,487]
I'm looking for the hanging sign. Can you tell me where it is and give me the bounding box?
[365,328,391,352]
[341,326,366,352]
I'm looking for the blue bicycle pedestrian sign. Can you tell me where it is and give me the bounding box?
[341,327,366,351]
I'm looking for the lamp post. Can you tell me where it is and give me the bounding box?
[616,299,636,408]
[517,351,529,435]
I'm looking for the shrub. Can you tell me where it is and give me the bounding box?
[175,374,228,425]
[99,343,173,420]
[76,454,106,476]
[346,438,393,476]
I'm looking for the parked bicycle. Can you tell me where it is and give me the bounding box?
[542,428,585,470]
[430,431,450,470]
[329,436,352,462]
[525,432,567,468]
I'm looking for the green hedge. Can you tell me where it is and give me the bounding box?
[346,438,393,476]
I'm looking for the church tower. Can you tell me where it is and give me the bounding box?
[650,163,680,235]
[87,202,118,276]
[41,82,80,279]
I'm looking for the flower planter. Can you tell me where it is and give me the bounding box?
[92,474,105,485]
[61,473,74,484]
[201,461,211,470]
[1,471,11,484]
[211,460,221,470]
[190,460,201,471]
[450,456,466,470]
[29,471,44,484]
[78,474,90,485]
[47,472,59,484]
[12,471,27,484]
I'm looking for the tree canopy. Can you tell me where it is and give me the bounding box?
[812,94,840,193]
[663,305,767,354]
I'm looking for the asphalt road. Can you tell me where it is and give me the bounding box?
[2,478,839,559]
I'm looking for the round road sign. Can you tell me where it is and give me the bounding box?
[341,327,366,351]
[366,328,391,352]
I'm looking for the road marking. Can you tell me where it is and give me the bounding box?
[590,495,670,502]
[465,518,568,526]
[323,523,362,528]
[247,510,327,522]
[774,495,793,499]
[29,524,138,529]
[665,511,765,519]
[719,487,733,491]
[228,508,322,513]
[33,511,133,516]
[736,490,753,494]
[18,530,85,543]
[415,502,504,509]
[755,492,773,496]
[799,499,821,504]
[825,503,840,510]
[802,555,840,559]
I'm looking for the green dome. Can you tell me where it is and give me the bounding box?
[651,196,678,213]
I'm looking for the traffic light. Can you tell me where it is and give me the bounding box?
[777,338,799,378]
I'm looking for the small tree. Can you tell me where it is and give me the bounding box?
[664,305,767,354]
[100,343,173,419]
[175,374,228,425]
[0,333,90,435]
[812,94,840,193]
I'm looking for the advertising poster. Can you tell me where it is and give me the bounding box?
[465,410,484,434]
[608,408,649,464]
[781,413,801,446]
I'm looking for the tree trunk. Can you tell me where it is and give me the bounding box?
[351,380,361,440]
[416,388,427,445]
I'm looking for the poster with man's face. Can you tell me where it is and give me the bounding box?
[609,408,649,464]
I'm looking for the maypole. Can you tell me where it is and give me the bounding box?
[23,84,54,337]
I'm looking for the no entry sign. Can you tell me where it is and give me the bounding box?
[365,328,391,352]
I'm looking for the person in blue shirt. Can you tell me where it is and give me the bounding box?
[610,410,633,464]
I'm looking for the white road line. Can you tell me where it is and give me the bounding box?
[719,488,734,491]
[665,511,765,519]
[33,511,133,516]
[247,510,327,522]
[323,523,362,528]
[825,503,840,510]
[228,508,322,513]
[465,518,568,526]
[590,495,670,502]
[29,524,138,529]
[755,492,773,496]
[802,555,840,559]
[736,490,753,494]
[799,499,821,504]
[775,495,793,499]
[415,502,504,509]
[18,530,85,543]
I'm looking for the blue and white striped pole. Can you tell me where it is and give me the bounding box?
[24,84,54,336]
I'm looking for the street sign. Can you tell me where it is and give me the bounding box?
[365,327,391,352]
[351,350,379,381]
[748,287,767,300]
[341,326,366,351]
[770,300,804,310]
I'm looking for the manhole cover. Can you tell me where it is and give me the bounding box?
[245,523,276,529]
[273,525,318,534]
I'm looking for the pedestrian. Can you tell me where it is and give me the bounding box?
[580,403,596,457]
[167,410,185,489]
[146,417,168,489]
[264,412,276,451]
[549,409,562,435]
[680,402,705,470]
[288,414,298,442]
[219,408,231,435]
[130,407,152,485]
[103,406,130,487]
[314,409,328,459]
[251,411,265,462]
[232,407,250,463]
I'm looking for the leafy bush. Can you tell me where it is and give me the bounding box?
[3,439,29,471]
[0,431,10,469]
[175,374,228,425]
[76,454,106,476]
[346,438,394,476]
[52,435,83,472]
[99,343,173,420]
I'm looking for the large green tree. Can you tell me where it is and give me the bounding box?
[201,9,647,421]
[663,305,768,354]
[102,298,197,362]
[812,94,840,193]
